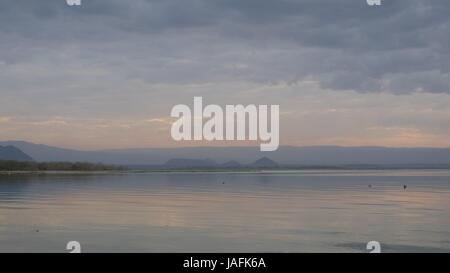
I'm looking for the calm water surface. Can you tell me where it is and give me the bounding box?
[1,170,450,253]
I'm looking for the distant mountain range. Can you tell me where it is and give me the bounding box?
[160,157,279,169]
[2,141,450,167]
[163,158,218,168]
[0,145,33,161]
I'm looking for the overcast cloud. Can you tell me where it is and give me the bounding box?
[0,0,449,149]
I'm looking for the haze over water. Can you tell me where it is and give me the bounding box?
[1,170,449,253]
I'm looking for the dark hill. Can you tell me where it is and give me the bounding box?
[163,158,217,168]
[250,157,279,168]
[0,146,33,161]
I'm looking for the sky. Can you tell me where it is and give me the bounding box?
[0,0,450,150]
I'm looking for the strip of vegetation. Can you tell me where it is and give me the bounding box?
[0,160,125,171]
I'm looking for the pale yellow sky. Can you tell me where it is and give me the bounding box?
[1,83,450,150]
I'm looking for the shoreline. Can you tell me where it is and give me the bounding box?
[2,168,450,176]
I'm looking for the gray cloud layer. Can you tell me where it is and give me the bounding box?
[1,0,450,149]
[0,0,449,94]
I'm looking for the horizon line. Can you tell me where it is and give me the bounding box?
[2,140,450,152]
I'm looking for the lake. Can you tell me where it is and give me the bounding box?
[0,170,449,253]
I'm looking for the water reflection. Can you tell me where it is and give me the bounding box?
[0,170,449,252]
